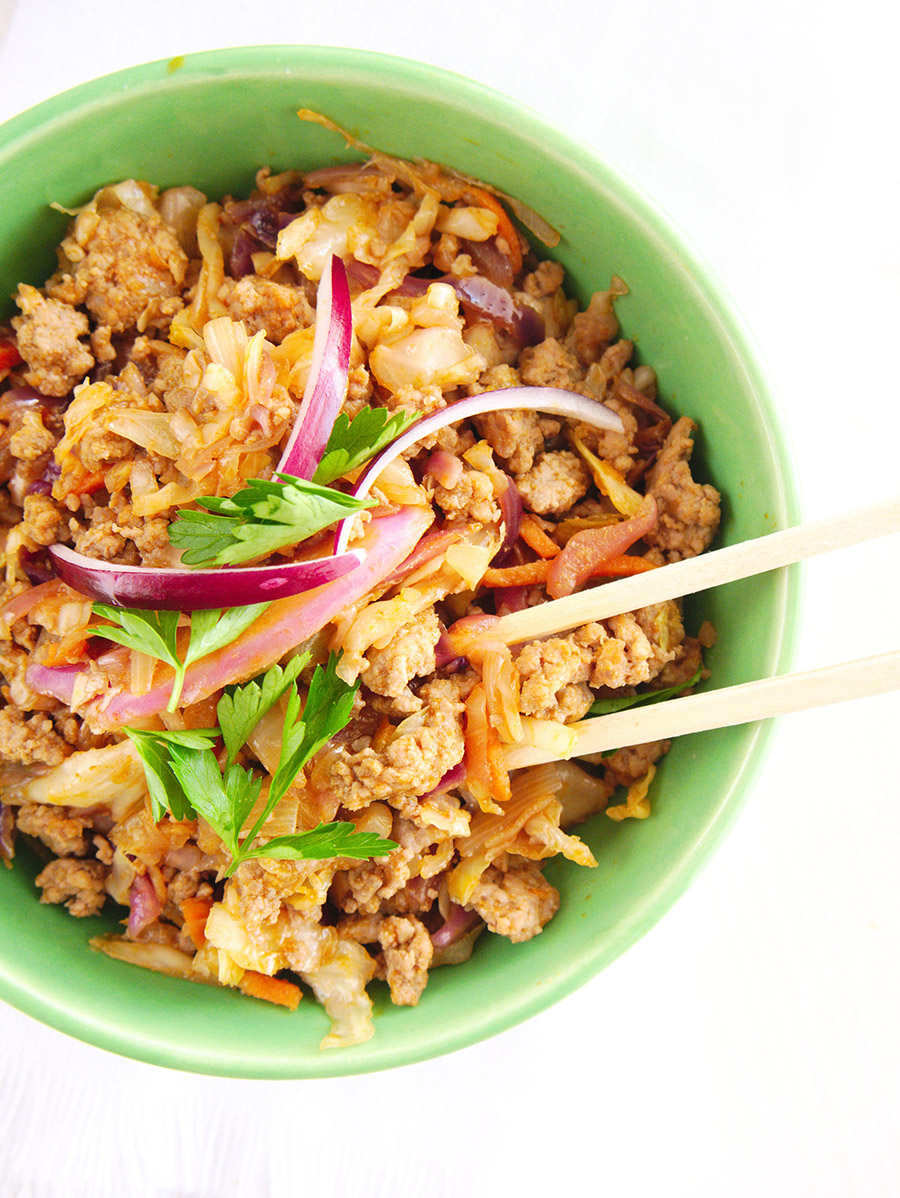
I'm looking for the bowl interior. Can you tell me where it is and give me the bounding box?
[0,46,800,1077]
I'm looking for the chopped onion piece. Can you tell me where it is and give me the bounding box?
[334,387,623,555]
[48,543,365,611]
[276,253,352,479]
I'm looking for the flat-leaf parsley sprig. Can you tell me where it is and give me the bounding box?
[312,407,418,487]
[125,652,396,875]
[167,474,372,568]
[92,601,270,712]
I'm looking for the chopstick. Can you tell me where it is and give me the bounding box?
[504,648,900,769]
[490,494,900,645]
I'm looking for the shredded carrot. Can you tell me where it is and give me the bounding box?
[179,896,212,950]
[54,466,106,500]
[519,515,561,559]
[589,554,659,578]
[464,683,510,813]
[482,559,553,588]
[238,970,302,1011]
[466,185,523,274]
[39,633,89,667]
[0,341,21,372]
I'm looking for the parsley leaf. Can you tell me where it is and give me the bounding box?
[238,823,397,864]
[217,654,308,764]
[312,408,419,486]
[184,604,271,669]
[91,602,271,713]
[124,726,218,821]
[122,652,391,875]
[587,663,704,719]
[168,473,373,567]
[232,654,360,870]
[166,743,263,860]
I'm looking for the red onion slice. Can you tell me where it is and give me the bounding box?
[276,254,352,480]
[334,387,623,555]
[26,662,83,704]
[492,474,524,565]
[431,902,481,948]
[48,543,364,611]
[127,873,163,936]
[93,506,433,727]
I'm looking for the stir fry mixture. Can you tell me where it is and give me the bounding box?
[0,135,720,1047]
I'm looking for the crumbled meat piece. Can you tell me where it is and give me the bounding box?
[632,601,685,677]
[655,635,704,689]
[516,616,676,719]
[50,206,188,334]
[361,608,441,714]
[432,466,500,524]
[376,915,433,1005]
[0,708,70,766]
[12,285,95,397]
[644,417,721,561]
[35,857,108,917]
[523,260,565,299]
[338,913,433,1005]
[466,860,559,943]
[8,409,57,461]
[518,337,583,390]
[603,740,671,789]
[70,507,133,563]
[222,275,314,342]
[15,802,90,857]
[571,393,638,477]
[472,407,545,475]
[334,847,414,916]
[515,450,590,517]
[312,678,466,817]
[568,278,626,365]
[21,493,64,547]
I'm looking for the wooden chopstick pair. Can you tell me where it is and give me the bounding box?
[501,495,900,769]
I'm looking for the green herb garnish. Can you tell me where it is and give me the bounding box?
[167,472,373,567]
[124,653,395,874]
[92,601,270,712]
[312,407,418,486]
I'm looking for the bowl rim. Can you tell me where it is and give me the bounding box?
[0,44,803,1077]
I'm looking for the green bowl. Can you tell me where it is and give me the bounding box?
[0,46,801,1077]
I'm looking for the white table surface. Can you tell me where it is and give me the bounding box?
[1,2,898,1195]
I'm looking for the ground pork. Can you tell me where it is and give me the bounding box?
[361,607,441,714]
[523,260,565,299]
[466,860,559,943]
[311,678,466,817]
[603,740,671,789]
[516,615,680,719]
[49,206,188,334]
[568,279,626,366]
[12,285,95,397]
[644,416,721,561]
[432,466,500,525]
[339,913,433,1006]
[8,409,57,462]
[0,707,70,766]
[518,337,583,390]
[333,846,415,916]
[571,393,639,479]
[515,450,590,517]
[15,802,89,856]
[21,493,64,547]
[222,275,314,342]
[472,406,545,476]
[35,857,108,917]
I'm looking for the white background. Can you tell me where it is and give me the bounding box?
[1,2,899,1195]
